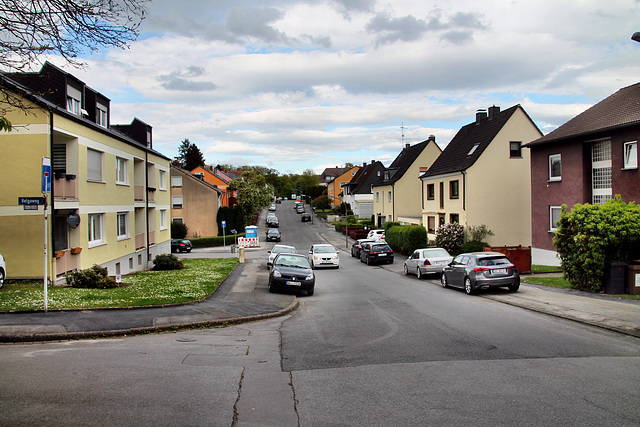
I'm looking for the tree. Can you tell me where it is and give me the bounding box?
[229,171,274,225]
[172,139,205,171]
[0,0,150,127]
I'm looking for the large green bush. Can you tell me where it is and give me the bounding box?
[385,225,428,255]
[171,221,188,239]
[65,264,118,289]
[152,254,184,271]
[554,196,640,292]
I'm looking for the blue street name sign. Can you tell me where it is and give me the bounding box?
[221,220,226,228]
[19,197,45,205]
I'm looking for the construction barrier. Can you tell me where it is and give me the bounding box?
[238,237,259,247]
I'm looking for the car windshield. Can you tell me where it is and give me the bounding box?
[424,249,449,257]
[372,244,390,251]
[477,256,511,266]
[276,255,310,269]
[268,230,279,235]
[313,246,336,253]
[273,246,295,254]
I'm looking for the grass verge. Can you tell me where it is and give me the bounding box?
[523,274,640,300]
[0,258,238,312]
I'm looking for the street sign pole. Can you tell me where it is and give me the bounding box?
[42,157,51,312]
[222,220,226,247]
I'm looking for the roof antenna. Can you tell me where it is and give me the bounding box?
[401,122,406,146]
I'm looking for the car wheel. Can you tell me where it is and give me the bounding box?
[0,268,4,288]
[464,277,475,295]
[307,287,314,296]
[366,256,371,265]
[416,268,423,280]
[508,283,520,292]
[360,255,365,263]
[268,281,275,293]
[441,272,448,288]
[403,264,409,275]
[351,250,355,258]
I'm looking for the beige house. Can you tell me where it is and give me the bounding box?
[420,105,542,245]
[170,166,223,238]
[372,137,441,227]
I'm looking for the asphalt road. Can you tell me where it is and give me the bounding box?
[1,200,639,426]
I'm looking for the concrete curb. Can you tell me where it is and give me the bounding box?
[0,299,299,343]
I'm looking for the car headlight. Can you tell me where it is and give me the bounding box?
[305,273,314,280]
[273,270,282,278]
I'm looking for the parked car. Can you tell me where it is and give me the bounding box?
[269,204,277,211]
[301,213,311,222]
[367,229,385,241]
[296,205,305,213]
[266,229,281,242]
[351,238,375,258]
[0,253,5,288]
[308,244,339,269]
[267,244,297,267]
[404,247,453,279]
[171,239,192,253]
[268,253,315,296]
[293,202,302,209]
[441,252,520,295]
[360,241,394,265]
[267,216,279,227]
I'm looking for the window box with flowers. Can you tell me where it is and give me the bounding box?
[70,247,83,255]
[55,250,66,258]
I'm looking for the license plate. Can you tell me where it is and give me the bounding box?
[286,281,301,286]
[436,261,445,265]
[493,269,506,274]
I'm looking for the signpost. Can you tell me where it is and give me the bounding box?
[221,220,226,247]
[42,157,51,312]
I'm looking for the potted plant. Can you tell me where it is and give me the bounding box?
[55,250,65,258]
[70,247,82,254]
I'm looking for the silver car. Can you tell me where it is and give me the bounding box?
[441,252,520,295]
[403,247,452,279]
[267,244,297,267]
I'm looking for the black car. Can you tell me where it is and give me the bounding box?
[301,213,311,222]
[360,242,394,265]
[267,216,279,227]
[171,239,192,253]
[441,252,520,295]
[266,229,281,242]
[351,238,375,258]
[268,253,315,296]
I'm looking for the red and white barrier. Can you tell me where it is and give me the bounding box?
[238,237,259,247]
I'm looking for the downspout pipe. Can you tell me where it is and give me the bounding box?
[49,110,55,281]
[145,151,150,265]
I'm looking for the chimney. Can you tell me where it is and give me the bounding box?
[363,162,367,167]
[488,105,500,119]
[476,109,487,124]
[428,135,436,143]
[405,143,410,150]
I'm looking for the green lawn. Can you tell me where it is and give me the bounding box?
[0,258,238,312]
[523,273,640,301]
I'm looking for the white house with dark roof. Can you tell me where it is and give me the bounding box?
[420,105,542,246]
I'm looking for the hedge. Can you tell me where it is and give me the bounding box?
[385,224,428,255]
[190,233,246,248]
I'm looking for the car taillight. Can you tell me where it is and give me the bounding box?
[473,267,490,273]
[370,251,378,255]
[423,259,431,266]
[508,265,517,270]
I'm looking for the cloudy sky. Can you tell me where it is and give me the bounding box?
[49,0,640,174]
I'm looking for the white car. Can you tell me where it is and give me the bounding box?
[0,253,5,288]
[367,229,385,241]
[267,244,297,267]
[308,244,339,269]
[404,247,453,279]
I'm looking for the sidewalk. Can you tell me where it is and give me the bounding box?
[0,218,638,342]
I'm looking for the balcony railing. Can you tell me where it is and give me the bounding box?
[135,233,145,250]
[134,185,145,202]
[54,176,77,200]
[55,249,80,275]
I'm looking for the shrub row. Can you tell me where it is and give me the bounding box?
[385,225,428,255]
[189,233,246,248]
[65,264,118,289]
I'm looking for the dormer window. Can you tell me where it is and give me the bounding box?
[384,171,389,180]
[97,102,108,127]
[468,143,480,156]
[66,85,82,115]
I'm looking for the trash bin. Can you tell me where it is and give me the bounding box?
[604,260,626,294]
[627,264,640,295]
[230,244,236,253]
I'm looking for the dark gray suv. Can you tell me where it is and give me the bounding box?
[441,252,520,295]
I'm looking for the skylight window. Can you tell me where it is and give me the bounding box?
[467,143,480,156]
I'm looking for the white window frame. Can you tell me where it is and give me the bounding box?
[66,85,81,115]
[549,154,562,181]
[173,217,183,224]
[623,141,638,169]
[376,192,379,202]
[172,196,183,209]
[97,102,108,127]
[87,148,103,182]
[549,206,562,232]
[160,209,167,230]
[171,176,183,187]
[387,191,392,203]
[117,212,129,240]
[159,170,166,190]
[88,213,105,247]
[116,157,128,185]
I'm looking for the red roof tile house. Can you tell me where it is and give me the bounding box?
[525,83,640,266]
